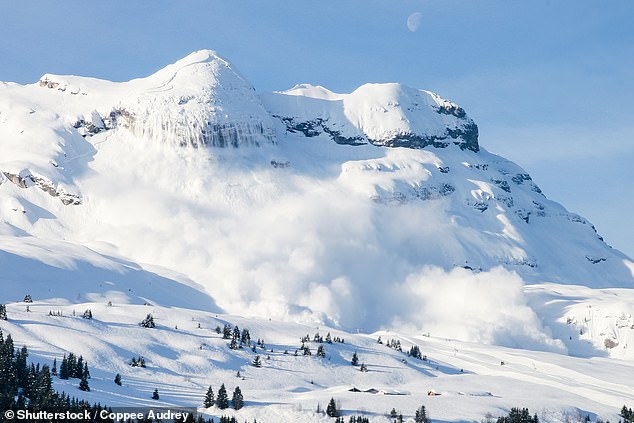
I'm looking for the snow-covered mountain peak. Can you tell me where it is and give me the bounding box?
[32,49,275,149]
[261,81,479,152]
[118,50,274,148]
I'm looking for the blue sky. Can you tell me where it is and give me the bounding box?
[1,0,633,257]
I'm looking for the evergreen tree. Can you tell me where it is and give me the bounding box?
[360,363,368,372]
[52,358,58,376]
[59,354,70,379]
[32,364,53,409]
[82,309,93,319]
[204,385,215,408]
[24,294,33,303]
[351,352,359,366]
[79,374,90,392]
[326,397,339,417]
[222,324,232,339]
[152,388,160,400]
[229,335,239,350]
[317,345,326,358]
[620,406,633,423]
[114,373,122,386]
[231,386,244,410]
[252,355,262,368]
[83,362,90,379]
[216,383,229,409]
[496,408,538,423]
[241,328,251,346]
[75,356,84,379]
[15,345,28,388]
[325,332,332,344]
[0,304,7,320]
[415,405,429,423]
[140,314,156,328]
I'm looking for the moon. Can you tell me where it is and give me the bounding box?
[407,12,423,33]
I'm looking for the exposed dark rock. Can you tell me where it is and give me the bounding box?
[511,173,532,184]
[1,171,81,205]
[516,209,531,223]
[414,183,455,200]
[585,256,607,264]
[273,114,479,152]
[270,160,290,168]
[491,179,511,193]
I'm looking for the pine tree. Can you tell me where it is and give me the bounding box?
[360,363,368,372]
[24,295,33,303]
[216,384,229,409]
[32,364,52,408]
[75,355,83,379]
[79,374,90,392]
[252,355,262,368]
[204,385,215,408]
[229,335,239,350]
[222,324,232,339]
[59,355,70,380]
[82,309,93,320]
[52,358,57,376]
[231,386,244,410]
[317,345,326,358]
[415,405,429,423]
[83,362,90,379]
[240,328,251,347]
[140,314,156,328]
[0,304,7,320]
[409,345,422,360]
[325,332,332,344]
[351,352,359,366]
[326,397,338,417]
[152,388,160,400]
[114,373,122,386]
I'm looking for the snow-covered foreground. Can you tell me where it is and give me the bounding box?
[1,279,633,423]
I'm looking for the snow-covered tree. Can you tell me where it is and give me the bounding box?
[204,385,215,408]
[140,314,155,328]
[326,398,339,417]
[216,383,229,409]
[351,352,359,366]
[231,386,243,410]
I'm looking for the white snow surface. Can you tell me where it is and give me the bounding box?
[1,50,634,421]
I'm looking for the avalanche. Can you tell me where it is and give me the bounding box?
[1,49,633,422]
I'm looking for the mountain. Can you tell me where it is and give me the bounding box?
[1,48,633,333]
[2,49,634,422]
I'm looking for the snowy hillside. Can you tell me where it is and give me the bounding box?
[1,49,633,421]
[1,296,633,423]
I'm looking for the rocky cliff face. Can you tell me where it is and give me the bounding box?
[261,83,479,152]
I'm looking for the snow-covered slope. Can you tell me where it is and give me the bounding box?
[1,50,633,356]
[1,297,633,423]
